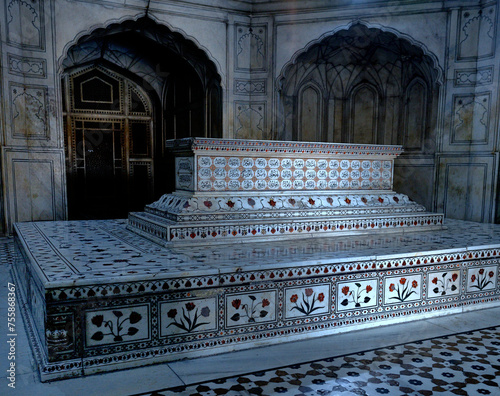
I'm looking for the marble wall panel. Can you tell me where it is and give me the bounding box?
[8,54,47,78]
[235,25,267,71]
[466,266,497,293]
[225,290,276,328]
[10,83,49,140]
[457,5,496,60]
[436,154,498,223]
[284,284,330,319]
[3,148,66,227]
[454,66,494,87]
[6,0,45,49]
[85,305,150,347]
[234,102,266,140]
[160,297,217,337]
[383,274,422,305]
[450,93,491,146]
[427,270,461,298]
[393,161,434,211]
[336,279,378,312]
[234,79,266,95]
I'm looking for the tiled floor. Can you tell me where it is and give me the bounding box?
[1,237,500,395]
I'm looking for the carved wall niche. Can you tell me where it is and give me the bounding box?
[235,25,267,72]
[6,0,45,50]
[234,102,266,139]
[349,84,379,145]
[457,6,496,61]
[9,83,48,140]
[451,93,491,146]
[298,83,322,142]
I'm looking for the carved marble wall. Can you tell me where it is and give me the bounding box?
[1,0,499,233]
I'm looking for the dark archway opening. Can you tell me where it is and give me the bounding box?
[62,17,222,220]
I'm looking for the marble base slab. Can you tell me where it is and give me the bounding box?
[13,219,500,381]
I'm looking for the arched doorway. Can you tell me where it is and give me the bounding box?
[61,17,222,219]
[63,64,155,219]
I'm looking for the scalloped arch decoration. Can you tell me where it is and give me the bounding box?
[277,20,443,91]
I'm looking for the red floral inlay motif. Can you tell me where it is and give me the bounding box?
[342,286,350,295]
[232,299,241,309]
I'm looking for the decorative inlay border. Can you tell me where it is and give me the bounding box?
[166,138,403,156]
[8,53,47,78]
[454,66,493,87]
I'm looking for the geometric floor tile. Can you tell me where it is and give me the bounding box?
[132,327,500,396]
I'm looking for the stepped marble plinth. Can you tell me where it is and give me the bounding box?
[127,139,444,245]
[13,219,500,381]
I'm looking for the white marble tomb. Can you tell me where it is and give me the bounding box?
[128,138,444,245]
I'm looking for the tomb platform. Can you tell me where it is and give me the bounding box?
[13,138,498,381]
[13,218,500,381]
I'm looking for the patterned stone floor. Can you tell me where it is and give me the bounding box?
[134,326,500,396]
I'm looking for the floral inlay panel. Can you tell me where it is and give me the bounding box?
[85,305,149,347]
[427,271,460,298]
[284,285,330,318]
[466,266,497,292]
[226,291,276,327]
[384,275,422,305]
[337,279,378,311]
[160,298,217,336]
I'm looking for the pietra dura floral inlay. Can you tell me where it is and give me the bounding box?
[337,279,378,311]
[226,291,276,327]
[160,298,217,336]
[467,266,497,292]
[384,275,422,304]
[427,270,461,298]
[85,305,149,347]
[285,285,330,318]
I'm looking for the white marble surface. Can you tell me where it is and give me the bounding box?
[14,219,500,287]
